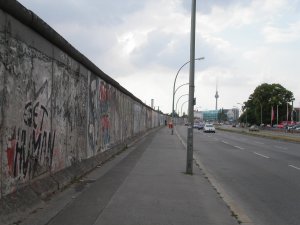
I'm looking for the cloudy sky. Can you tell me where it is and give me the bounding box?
[18,0,300,114]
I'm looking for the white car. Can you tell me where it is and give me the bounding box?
[203,124,216,133]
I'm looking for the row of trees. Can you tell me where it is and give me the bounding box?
[239,83,295,125]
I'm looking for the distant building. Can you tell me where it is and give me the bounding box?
[194,110,203,121]
[194,110,218,122]
[194,108,239,123]
[203,110,219,122]
[226,108,239,122]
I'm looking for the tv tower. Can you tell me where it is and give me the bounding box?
[215,81,219,110]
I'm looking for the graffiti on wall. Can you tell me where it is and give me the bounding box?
[99,81,110,147]
[88,78,112,154]
[6,100,55,179]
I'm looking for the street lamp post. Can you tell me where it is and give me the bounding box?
[287,102,289,124]
[186,0,197,175]
[237,103,247,126]
[176,94,189,113]
[171,57,204,135]
[181,100,189,117]
[173,83,189,124]
[260,102,263,125]
[174,94,189,125]
[233,106,238,123]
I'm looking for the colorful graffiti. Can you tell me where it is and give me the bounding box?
[88,78,113,153]
[6,101,55,179]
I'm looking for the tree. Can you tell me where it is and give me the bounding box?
[218,108,227,122]
[169,110,179,118]
[241,83,294,125]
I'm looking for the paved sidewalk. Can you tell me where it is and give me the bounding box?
[18,127,239,225]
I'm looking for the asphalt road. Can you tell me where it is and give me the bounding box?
[176,125,300,225]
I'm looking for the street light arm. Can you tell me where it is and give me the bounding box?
[173,57,205,99]
[176,94,189,112]
[175,82,189,95]
[181,100,189,116]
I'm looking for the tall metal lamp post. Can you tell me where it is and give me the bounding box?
[186,0,197,174]
[237,103,247,126]
[181,100,189,117]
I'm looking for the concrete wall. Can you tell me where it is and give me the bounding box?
[0,1,166,198]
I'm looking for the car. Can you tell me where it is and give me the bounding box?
[249,125,259,131]
[203,124,216,133]
[276,124,284,129]
[287,125,295,130]
[287,124,300,131]
[193,123,200,129]
[194,123,204,130]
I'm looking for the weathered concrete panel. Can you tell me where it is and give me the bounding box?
[0,8,4,198]
[87,74,112,154]
[51,59,70,170]
[0,41,4,199]
[1,33,53,196]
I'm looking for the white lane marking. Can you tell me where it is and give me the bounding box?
[222,141,229,145]
[274,146,288,150]
[254,152,270,159]
[234,146,245,150]
[254,141,264,145]
[289,165,300,170]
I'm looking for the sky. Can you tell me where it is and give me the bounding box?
[17,0,300,114]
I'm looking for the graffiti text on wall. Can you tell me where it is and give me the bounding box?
[6,101,56,179]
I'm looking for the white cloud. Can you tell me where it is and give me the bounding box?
[263,21,300,43]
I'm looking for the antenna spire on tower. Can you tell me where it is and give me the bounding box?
[215,79,219,110]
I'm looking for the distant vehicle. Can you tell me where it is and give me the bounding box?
[193,123,200,129]
[194,123,204,130]
[203,124,216,133]
[249,125,259,131]
[288,124,300,130]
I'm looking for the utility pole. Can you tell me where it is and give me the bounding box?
[186,0,196,175]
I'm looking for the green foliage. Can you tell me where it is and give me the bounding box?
[241,83,294,125]
[169,110,179,117]
[218,108,227,122]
